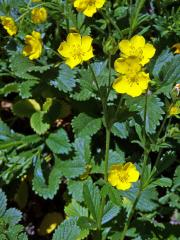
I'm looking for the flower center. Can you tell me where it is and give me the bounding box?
[118,172,129,183]
[71,44,83,60]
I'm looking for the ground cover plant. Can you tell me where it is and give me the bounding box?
[0,0,180,239]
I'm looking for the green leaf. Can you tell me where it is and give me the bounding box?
[101,184,122,206]
[153,49,174,78]
[12,99,41,118]
[58,159,85,179]
[30,111,50,135]
[0,83,18,96]
[125,94,165,134]
[18,80,38,99]
[72,113,102,137]
[0,189,7,217]
[77,217,97,230]
[65,200,88,218]
[32,157,62,199]
[67,180,84,202]
[52,217,81,240]
[155,54,180,97]
[73,136,91,164]
[111,122,128,139]
[53,64,76,92]
[122,184,158,212]
[46,129,71,154]
[83,180,101,223]
[10,54,37,80]
[3,208,22,225]
[150,178,172,188]
[102,201,120,225]
[173,165,180,189]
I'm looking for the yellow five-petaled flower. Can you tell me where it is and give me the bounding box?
[119,35,156,66]
[23,31,42,60]
[0,16,17,36]
[74,0,106,17]
[113,57,150,97]
[108,162,140,191]
[31,7,47,24]
[57,33,94,69]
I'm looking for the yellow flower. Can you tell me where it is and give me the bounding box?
[31,7,47,24]
[114,57,141,76]
[57,33,94,68]
[0,16,17,36]
[108,162,140,191]
[113,72,150,97]
[23,31,42,60]
[113,57,150,97]
[172,43,180,54]
[169,101,180,116]
[119,35,156,66]
[74,0,106,17]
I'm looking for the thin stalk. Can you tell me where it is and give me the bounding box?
[152,117,172,175]
[120,92,149,240]
[97,128,111,231]
[100,10,123,38]
[107,54,112,99]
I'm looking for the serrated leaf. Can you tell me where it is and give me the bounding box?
[67,180,84,202]
[73,136,91,164]
[58,159,85,179]
[156,54,180,97]
[46,128,71,154]
[72,113,102,137]
[13,99,41,118]
[0,189,7,217]
[18,80,38,99]
[111,122,128,139]
[102,201,120,225]
[151,177,172,188]
[65,200,88,218]
[77,217,96,230]
[153,49,174,78]
[0,83,18,96]
[101,184,122,206]
[30,111,50,135]
[125,94,165,134]
[32,157,62,199]
[3,208,22,225]
[83,180,101,223]
[10,54,38,80]
[52,217,81,240]
[122,184,158,212]
[52,64,76,92]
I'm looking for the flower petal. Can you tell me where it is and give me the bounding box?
[130,35,145,49]
[81,36,93,51]
[83,5,97,17]
[119,40,131,56]
[116,181,132,191]
[57,41,71,57]
[67,33,81,45]
[95,0,106,8]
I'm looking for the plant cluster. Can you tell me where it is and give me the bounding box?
[0,0,179,239]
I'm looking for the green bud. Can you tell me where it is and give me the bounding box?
[103,37,118,55]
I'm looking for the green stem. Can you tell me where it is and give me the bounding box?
[107,54,112,99]
[97,128,111,231]
[100,10,123,38]
[120,92,149,240]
